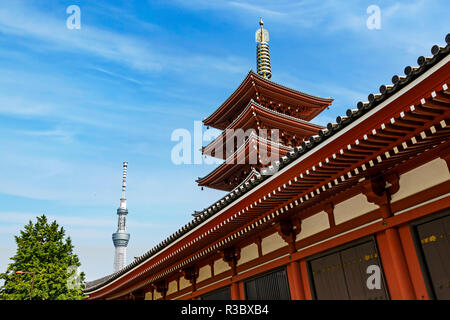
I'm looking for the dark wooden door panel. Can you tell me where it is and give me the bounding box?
[201,286,231,300]
[340,241,388,300]
[245,280,258,300]
[308,238,389,300]
[310,252,349,300]
[244,268,291,300]
[416,215,450,300]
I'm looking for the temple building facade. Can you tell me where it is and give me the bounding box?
[84,24,450,300]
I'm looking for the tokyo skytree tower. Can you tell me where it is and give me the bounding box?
[112,162,130,272]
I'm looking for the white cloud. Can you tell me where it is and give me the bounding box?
[170,0,448,52]
[229,2,285,17]
[91,67,144,85]
[0,1,247,76]
[0,96,54,116]
[16,128,76,143]
[0,2,161,71]
[0,212,158,230]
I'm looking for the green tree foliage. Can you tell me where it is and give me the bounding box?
[0,215,85,300]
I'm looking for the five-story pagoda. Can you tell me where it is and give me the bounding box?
[197,19,333,192]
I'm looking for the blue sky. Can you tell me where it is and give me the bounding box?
[0,0,448,282]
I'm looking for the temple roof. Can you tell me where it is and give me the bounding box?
[232,168,262,191]
[84,34,450,295]
[202,99,324,159]
[203,70,333,130]
[197,132,292,191]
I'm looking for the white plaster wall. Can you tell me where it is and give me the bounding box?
[154,290,162,300]
[197,265,211,283]
[391,157,450,202]
[261,232,286,255]
[238,243,259,266]
[297,211,330,240]
[167,280,177,296]
[179,276,190,290]
[214,258,231,275]
[333,194,379,225]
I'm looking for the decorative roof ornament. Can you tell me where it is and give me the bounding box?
[255,18,272,79]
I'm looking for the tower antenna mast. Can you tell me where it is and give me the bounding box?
[112,162,130,272]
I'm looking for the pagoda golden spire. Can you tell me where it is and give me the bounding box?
[255,18,272,79]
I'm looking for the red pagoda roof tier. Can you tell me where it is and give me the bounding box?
[203,70,333,130]
[197,133,292,191]
[202,99,324,159]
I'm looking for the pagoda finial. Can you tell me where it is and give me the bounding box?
[255,18,271,79]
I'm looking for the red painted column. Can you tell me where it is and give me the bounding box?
[238,281,245,300]
[222,247,241,300]
[362,175,415,299]
[398,225,429,300]
[299,260,312,300]
[383,227,416,299]
[230,281,241,300]
[286,261,305,300]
